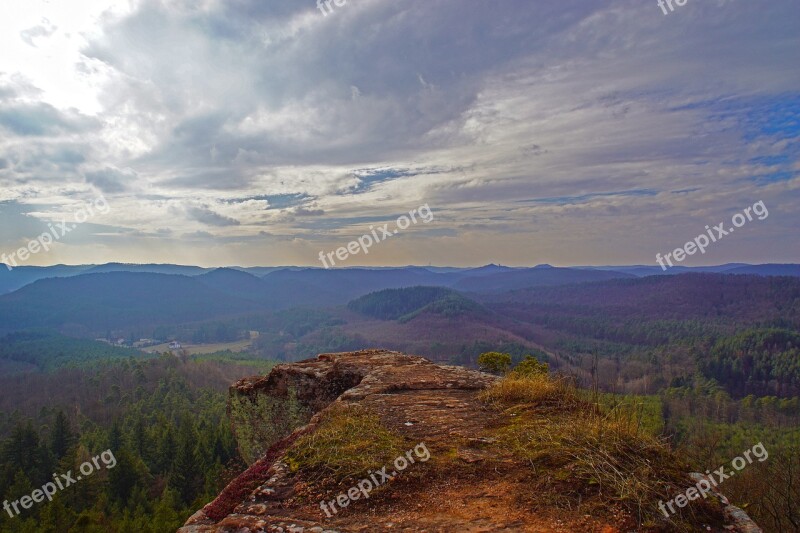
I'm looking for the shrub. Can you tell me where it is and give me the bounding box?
[513,355,549,377]
[477,351,512,374]
[479,372,576,407]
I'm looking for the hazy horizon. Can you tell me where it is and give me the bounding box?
[1,260,790,270]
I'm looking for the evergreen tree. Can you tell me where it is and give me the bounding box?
[157,429,177,473]
[2,423,41,474]
[170,423,200,505]
[108,420,122,451]
[50,411,75,460]
[4,470,36,521]
[152,487,182,533]
[132,418,147,459]
[67,509,107,533]
[38,492,76,533]
[108,448,139,505]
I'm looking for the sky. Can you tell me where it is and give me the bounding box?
[0,0,798,268]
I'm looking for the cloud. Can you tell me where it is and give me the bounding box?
[0,201,51,244]
[84,166,135,193]
[20,19,58,47]
[185,205,240,227]
[78,0,599,175]
[293,206,325,217]
[182,230,214,240]
[0,102,97,136]
[0,142,89,185]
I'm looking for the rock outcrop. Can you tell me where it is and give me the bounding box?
[178,349,761,533]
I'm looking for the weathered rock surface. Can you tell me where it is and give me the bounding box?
[178,349,761,533]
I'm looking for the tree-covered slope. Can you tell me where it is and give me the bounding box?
[0,330,144,371]
[0,272,265,334]
[347,286,485,321]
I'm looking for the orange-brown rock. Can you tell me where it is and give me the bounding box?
[178,349,761,533]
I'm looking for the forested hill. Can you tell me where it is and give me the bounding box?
[0,272,266,334]
[0,266,634,334]
[347,286,486,321]
[487,273,800,327]
[1,270,799,398]
[483,274,800,397]
[0,331,142,372]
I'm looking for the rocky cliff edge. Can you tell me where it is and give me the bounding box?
[178,349,761,533]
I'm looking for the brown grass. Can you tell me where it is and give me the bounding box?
[481,372,725,530]
[479,372,578,407]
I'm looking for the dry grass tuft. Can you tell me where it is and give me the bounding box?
[479,372,579,408]
[482,372,724,529]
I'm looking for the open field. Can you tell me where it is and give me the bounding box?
[144,331,259,355]
[145,338,254,355]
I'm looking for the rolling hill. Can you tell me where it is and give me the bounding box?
[452,264,635,293]
[347,286,487,322]
[0,272,265,334]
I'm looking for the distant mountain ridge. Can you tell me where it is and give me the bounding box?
[0,263,799,336]
[1,262,798,295]
[451,265,635,292]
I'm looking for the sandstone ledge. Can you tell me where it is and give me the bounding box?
[179,350,761,533]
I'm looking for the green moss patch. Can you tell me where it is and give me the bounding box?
[285,403,405,482]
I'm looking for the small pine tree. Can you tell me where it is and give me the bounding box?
[2,423,41,474]
[108,448,139,505]
[132,419,147,460]
[156,429,177,473]
[513,355,549,377]
[477,352,512,374]
[108,420,122,451]
[50,411,75,460]
[151,487,182,533]
[39,492,76,533]
[170,423,201,506]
